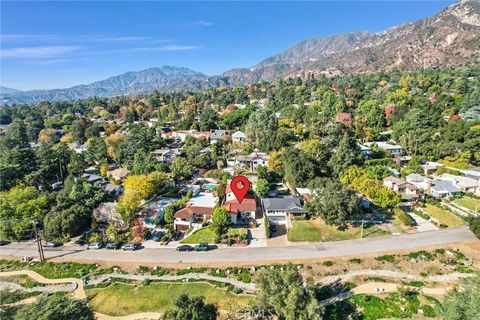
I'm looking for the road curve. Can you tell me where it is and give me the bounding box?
[0,227,476,265]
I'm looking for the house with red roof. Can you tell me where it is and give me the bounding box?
[223,183,257,225]
[174,205,214,231]
[173,192,218,231]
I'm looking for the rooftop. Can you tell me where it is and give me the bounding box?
[188,192,218,208]
[262,196,305,213]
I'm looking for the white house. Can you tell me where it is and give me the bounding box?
[152,148,180,164]
[429,180,461,198]
[437,173,478,194]
[232,131,246,143]
[406,173,431,191]
[364,141,403,157]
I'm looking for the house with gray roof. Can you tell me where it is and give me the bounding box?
[209,130,229,144]
[261,196,306,227]
[429,180,461,198]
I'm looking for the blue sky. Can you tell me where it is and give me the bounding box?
[1,1,454,91]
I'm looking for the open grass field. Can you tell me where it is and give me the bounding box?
[87,282,254,316]
[287,219,389,242]
[181,227,217,244]
[424,204,464,227]
[453,197,480,212]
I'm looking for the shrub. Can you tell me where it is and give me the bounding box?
[349,258,362,264]
[467,216,480,239]
[322,260,334,267]
[422,304,436,317]
[375,255,395,263]
[394,208,415,226]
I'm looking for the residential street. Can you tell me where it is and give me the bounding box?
[1,227,476,265]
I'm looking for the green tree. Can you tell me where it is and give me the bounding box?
[171,158,194,181]
[212,206,230,234]
[85,137,107,165]
[245,109,278,151]
[198,108,219,131]
[162,294,217,320]
[14,293,94,320]
[256,268,323,320]
[328,132,362,177]
[71,120,86,144]
[255,178,270,197]
[306,179,359,225]
[0,185,49,240]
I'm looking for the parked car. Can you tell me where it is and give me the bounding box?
[194,243,210,251]
[122,243,139,251]
[84,242,103,250]
[43,242,61,248]
[0,240,11,246]
[269,223,277,233]
[176,245,194,252]
[105,242,120,250]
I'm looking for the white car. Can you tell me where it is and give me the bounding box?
[84,242,103,250]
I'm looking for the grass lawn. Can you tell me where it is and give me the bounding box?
[181,227,216,244]
[87,282,253,316]
[453,197,480,212]
[226,228,247,237]
[424,204,464,227]
[287,219,389,242]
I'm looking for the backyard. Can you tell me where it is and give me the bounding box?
[287,219,389,242]
[87,281,254,316]
[423,204,464,227]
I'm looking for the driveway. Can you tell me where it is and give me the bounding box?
[267,224,287,246]
[248,219,267,247]
[406,210,439,232]
[1,227,475,265]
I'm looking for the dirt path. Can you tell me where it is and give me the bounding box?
[94,312,162,320]
[88,272,256,292]
[320,269,473,284]
[0,270,86,299]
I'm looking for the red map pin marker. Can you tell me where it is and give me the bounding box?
[230,176,250,204]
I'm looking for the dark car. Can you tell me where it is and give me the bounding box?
[194,243,210,251]
[42,242,61,248]
[269,223,277,233]
[176,245,194,252]
[0,240,11,246]
[105,242,121,250]
[122,243,140,251]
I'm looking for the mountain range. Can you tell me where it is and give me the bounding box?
[2,0,480,105]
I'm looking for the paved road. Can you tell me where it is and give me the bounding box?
[0,227,476,265]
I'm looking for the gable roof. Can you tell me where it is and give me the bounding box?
[430,180,461,193]
[174,205,214,220]
[109,167,129,178]
[210,130,227,140]
[384,176,408,186]
[224,195,257,213]
[261,196,305,213]
[406,173,427,183]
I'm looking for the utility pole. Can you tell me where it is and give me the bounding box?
[360,219,365,239]
[33,221,45,262]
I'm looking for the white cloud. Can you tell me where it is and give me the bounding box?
[184,20,214,27]
[0,46,80,58]
[134,45,200,52]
